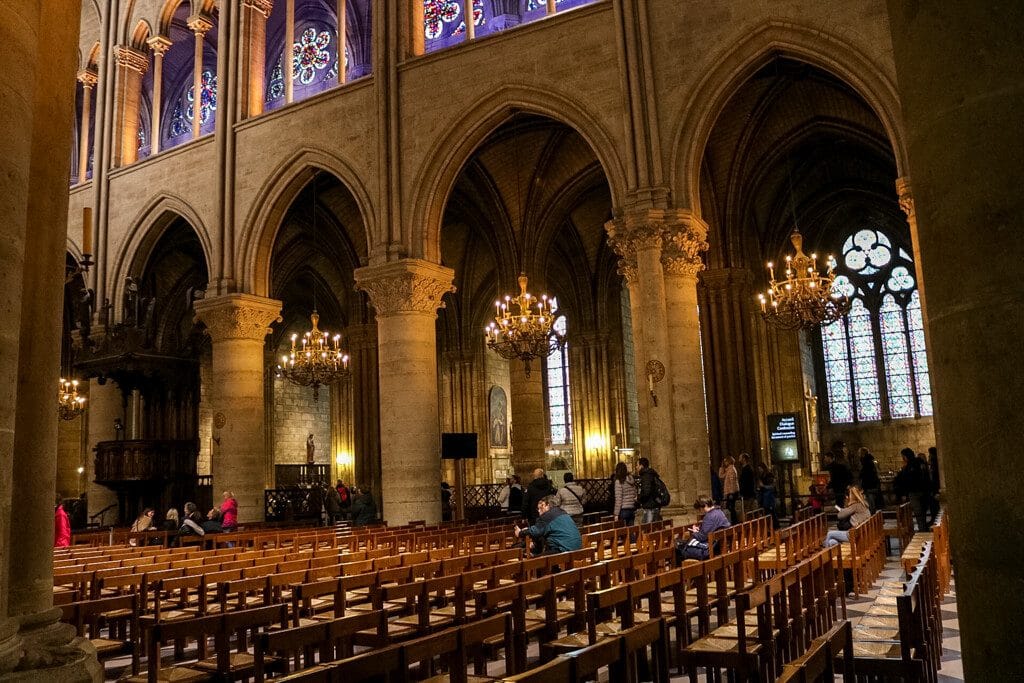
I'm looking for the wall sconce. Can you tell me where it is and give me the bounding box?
[645,360,665,407]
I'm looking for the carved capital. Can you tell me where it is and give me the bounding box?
[242,0,274,17]
[146,35,173,56]
[187,13,214,35]
[896,176,915,220]
[194,294,282,342]
[606,212,667,285]
[114,45,148,74]
[76,68,98,88]
[661,211,709,278]
[354,259,456,318]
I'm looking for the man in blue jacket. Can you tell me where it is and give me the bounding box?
[514,495,582,555]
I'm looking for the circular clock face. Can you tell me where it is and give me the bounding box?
[214,411,227,429]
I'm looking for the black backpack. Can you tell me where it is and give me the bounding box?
[653,476,671,508]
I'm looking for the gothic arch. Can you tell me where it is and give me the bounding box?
[410,84,628,264]
[669,20,908,215]
[109,193,213,319]
[239,147,376,298]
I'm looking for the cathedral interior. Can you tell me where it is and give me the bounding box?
[0,0,1020,679]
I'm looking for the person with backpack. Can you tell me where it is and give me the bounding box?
[556,472,585,523]
[636,457,669,523]
[522,469,556,524]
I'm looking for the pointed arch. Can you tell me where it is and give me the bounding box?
[130,20,153,50]
[109,193,213,319]
[239,147,376,298]
[409,84,628,264]
[670,20,908,214]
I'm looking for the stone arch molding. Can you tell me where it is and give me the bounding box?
[239,147,377,298]
[109,193,214,322]
[410,84,629,264]
[669,20,909,215]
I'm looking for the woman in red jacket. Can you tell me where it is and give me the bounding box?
[54,495,71,548]
[220,491,238,531]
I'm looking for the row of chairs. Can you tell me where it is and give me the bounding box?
[901,508,950,596]
[839,512,888,596]
[758,513,829,572]
[707,511,774,558]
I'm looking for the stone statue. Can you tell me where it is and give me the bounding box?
[306,433,315,464]
[124,277,140,325]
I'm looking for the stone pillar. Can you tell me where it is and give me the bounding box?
[193,294,282,523]
[76,69,98,183]
[240,0,272,118]
[187,14,213,139]
[508,357,546,482]
[1,0,102,676]
[439,350,485,483]
[606,211,678,498]
[355,260,454,525]
[284,0,295,103]
[112,46,148,167]
[886,3,1024,676]
[336,0,347,85]
[146,36,171,155]
[568,332,615,479]
[661,213,711,504]
[345,322,380,498]
[84,379,122,522]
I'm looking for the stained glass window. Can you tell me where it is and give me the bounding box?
[293,27,332,84]
[266,24,341,106]
[186,70,217,124]
[169,99,188,138]
[424,0,487,52]
[545,316,572,445]
[819,227,932,423]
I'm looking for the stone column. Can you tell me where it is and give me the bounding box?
[355,260,454,525]
[76,69,98,183]
[146,36,171,155]
[606,212,678,498]
[84,379,122,521]
[886,3,1024,676]
[336,0,346,85]
[240,0,272,119]
[284,0,295,103]
[193,294,282,523]
[112,46,148,167]
[661,213,712,504]
[508,357,547,482]
[568,332,615,479]
[187,14,213,139]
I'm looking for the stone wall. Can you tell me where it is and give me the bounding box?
[822,417,936,474]
[271,377,332,467]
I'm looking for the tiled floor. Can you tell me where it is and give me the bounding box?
[101,552,963,681]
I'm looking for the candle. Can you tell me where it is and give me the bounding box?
[82,207,93,255]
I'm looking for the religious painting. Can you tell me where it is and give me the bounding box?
[489,385,508,449]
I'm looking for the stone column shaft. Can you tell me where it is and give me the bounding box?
[337,0,347,84]
[85,380,122,521]
[284,0,295,103]
[240,0,272,118]
[76,70,98,183]
[662,214,712,504]
[346,323,381,498]
[146,36,171,155]
[569,334,616,479]
[187,15,213,139]
[355,260,454,525]
[113,46,148,167]
[509,358,546,481]
[194,294,281,523]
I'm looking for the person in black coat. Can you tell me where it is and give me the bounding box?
[738,453,757,514]
[858,447,884,511]
[351,486,378,526]
[636,458,661,524]
[522,469,556,524]
[823,442,853,507]
[893,448,929,531]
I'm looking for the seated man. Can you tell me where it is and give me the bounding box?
[514,495,583,555]
[678,495,730,561]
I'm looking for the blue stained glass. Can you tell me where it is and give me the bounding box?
[880,294,915,419]
[267,57,284,101]
[848,298,881,421]
[292,27,332,85]
[887,266,915,293]
[424,0,461,40]
[169,99,188,138]
[185,70,217,124]
[907,291,933,416]
[821,317,854,424]
[546,315,571,445]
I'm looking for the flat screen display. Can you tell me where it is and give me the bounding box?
[441,432,478,459]
[767,413,801,463]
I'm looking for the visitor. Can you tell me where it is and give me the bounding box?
[894,447,930,531]
[636,457,663,524]
[220,491,238,531]
[858,447,884,511]
[710,465,723,505]
[719,455,739,522]
[202,508,223,534]
[678,495,730,561]
[54,495,71,548]
[513,495,583,555]
[556,472,585,523]
[522,469,555,524]
[163,508,179,533]
[612,461,637,526]
[823,441,853,507]
[823,486,871,547]
[325,484,342,525]
[130,508,156,533]
[756,464,778,527]
[351,486,378,526]
[179,502,205,538]
[738,452,757,517]
[306,485,324,525]
[336,480,352,520]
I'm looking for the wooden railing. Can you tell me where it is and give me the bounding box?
[94,439,197,483]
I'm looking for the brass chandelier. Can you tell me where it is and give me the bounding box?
[58,378,87,421]
[274,175,349,400]
[485,273,564,375]
[758,230,850,330]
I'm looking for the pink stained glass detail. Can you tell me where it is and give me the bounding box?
[424,0,461,40]
[879,294,915,419]
[821,317,854,424]
[848,298,882,421]
[292,27,332,85]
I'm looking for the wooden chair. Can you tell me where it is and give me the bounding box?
[328,641,405,682]
[620,617,671,683]
[498,656,572,683]
[679,582,775,682]
[190,603,289,681]
[61,593,140,676]
[454,613,514,680]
